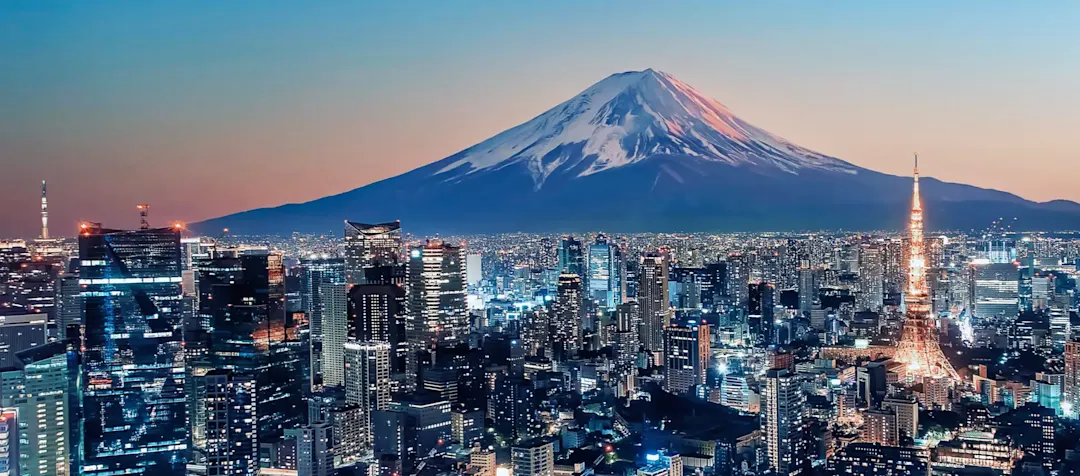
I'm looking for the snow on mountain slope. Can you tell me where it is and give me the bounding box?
[435,68,858,188]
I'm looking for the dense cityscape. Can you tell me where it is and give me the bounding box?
[0,162,1079,476]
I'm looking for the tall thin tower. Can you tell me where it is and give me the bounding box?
[39,180,48,239]
[893,154,959,382]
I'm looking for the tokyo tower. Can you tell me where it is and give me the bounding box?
[893,154,960,382]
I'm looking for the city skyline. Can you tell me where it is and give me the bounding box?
[5,2,1080,236]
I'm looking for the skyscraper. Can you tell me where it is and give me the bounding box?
[343,221,402,284]
[587,234,622,309]
[557,236,585,277]
[406,241,467,382]
[202,371,258,476]
[318,282,348,388]
[1065,340,1080,417]
[551,273,583,359]
[343,341,391,451]
[348,284,407,374]
[638,252,671,354]
[0,343,69,476]
[856,244,884,312]
[663,323,709,394]
[79,224,187,476]
[299,257,346,391]
[761,369,806,476]
[970,261,1020,319]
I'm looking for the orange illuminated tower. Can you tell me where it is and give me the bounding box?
[893,154,959,382]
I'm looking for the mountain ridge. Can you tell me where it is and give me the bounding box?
[193,69,1080,235]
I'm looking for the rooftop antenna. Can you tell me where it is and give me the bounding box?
[137,204,150,230]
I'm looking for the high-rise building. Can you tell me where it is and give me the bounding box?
[490,375,537,442]
[0,314,47,369]
[511,439,554,476]
[761,369,806,475]
[344,221,402,284]
[856,244,884,312]
[725,254,749,306]
[202,371,258,476]
[194,252,304,444]
[557,237,585,278]
[286,422,333,476]
[639,253,671,354]
[318,282,348,388]
[970,261,1020,319]
[587,234,622,309]
[551,274,583,359]
[343,341,391,451]
[348,284,407,374]
[386,393,452,457]
[882,396,919,442]
[663,324,709,394]
[406,241,467,382]
[862,409,899,446]
[0,342,69,476]
[79,224,187,476]
[299,257,346,391]
[1065,340,1080,417]
[797,265,818,316]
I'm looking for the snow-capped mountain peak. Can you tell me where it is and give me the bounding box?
[435,69,858,188]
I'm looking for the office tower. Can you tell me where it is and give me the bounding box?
[300,257,346,391]
[883,240,905,295]
[406,241,467,382]
[1066,341,1080,417]
[797,265,818,316]
[761,369,805,476]
[557,236,585,277]
[56,272,81,341]
[511,439,554,476]
[286,422,333,476]
[372,410,417,473]
[0,409,16,476]
[613,302,640,397]
[318,282,348,388]
[0,314,47,368]
[672,267,705,310]
[551,274,583,359]
[422,367,459,403]
[451,408,484,446]
[882,396,919,442]
[663,324,709,394]
[195,253,304,444]
[203,371,258,476]
[386,393,452,456]
[893,158,960,382]
[724,254,749,306]
[344,221,402,284]
[639,253,671,354]
[490,375,537,442]
[702,262,726,308]
[344,341,390,451]
[521,308,550,358]
[348,284,407,374]
[587,234,622,309]
[970,261,1020,319]
[721,374,752,412]
[79,224,187,476]
[827,444,929,475]
[857,361,888,408]
[862,409,899,446]
[856,244,884,312]
[0,343,69,476]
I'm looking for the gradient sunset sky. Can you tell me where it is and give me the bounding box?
[3,1,1080,237]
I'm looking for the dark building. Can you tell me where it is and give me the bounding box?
[557,236,585,277]
[79,224,187,476]
[348,284,407,373]
[490,375,538,443]
[194,252,305,444]
[827,443,929,475]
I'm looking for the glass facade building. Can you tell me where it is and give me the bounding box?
[79,225,187,476]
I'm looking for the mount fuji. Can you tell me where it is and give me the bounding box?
[194,69,1080,234]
